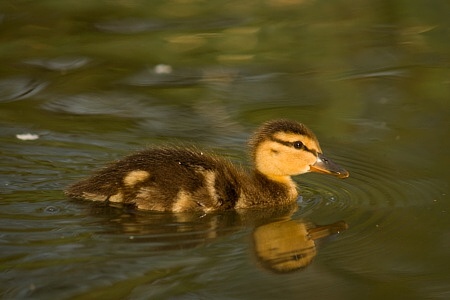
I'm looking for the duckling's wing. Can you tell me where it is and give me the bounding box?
[65,148,242,211]
[64,160,133,203]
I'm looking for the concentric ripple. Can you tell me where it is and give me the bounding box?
[304,145,445,207]
[294,143,447,235]
[293,144,448,283]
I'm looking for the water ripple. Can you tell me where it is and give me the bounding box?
[0,76,47,103]
[23,56,91,72]
[305,145,447,211]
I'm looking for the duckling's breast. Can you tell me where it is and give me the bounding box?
[235,171,297,209]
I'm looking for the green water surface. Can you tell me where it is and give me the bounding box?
[0,1,449,299]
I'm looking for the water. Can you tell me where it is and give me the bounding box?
[1,1,449,299]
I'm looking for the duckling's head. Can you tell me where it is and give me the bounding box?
[249,119,349,181]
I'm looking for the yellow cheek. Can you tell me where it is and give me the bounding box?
[302,152,317,166]
[291,152,316,174]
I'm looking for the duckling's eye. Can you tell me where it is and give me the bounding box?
[293,141,304,149]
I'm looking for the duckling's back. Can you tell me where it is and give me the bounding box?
[65,148,242,212]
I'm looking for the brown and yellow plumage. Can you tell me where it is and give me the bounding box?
[65,119,349,212]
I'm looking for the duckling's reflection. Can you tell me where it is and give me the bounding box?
[90,203,347,273]
[252,219,348,273]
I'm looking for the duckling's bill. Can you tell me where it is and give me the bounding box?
[309,154,349,178]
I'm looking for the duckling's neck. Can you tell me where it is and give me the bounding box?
[235,171,298,209]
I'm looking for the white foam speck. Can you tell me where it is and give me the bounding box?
[16,133,39,140]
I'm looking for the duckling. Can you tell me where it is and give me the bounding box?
[65,119,349,212]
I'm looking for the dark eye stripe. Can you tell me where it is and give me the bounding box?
[272,137,317,156]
